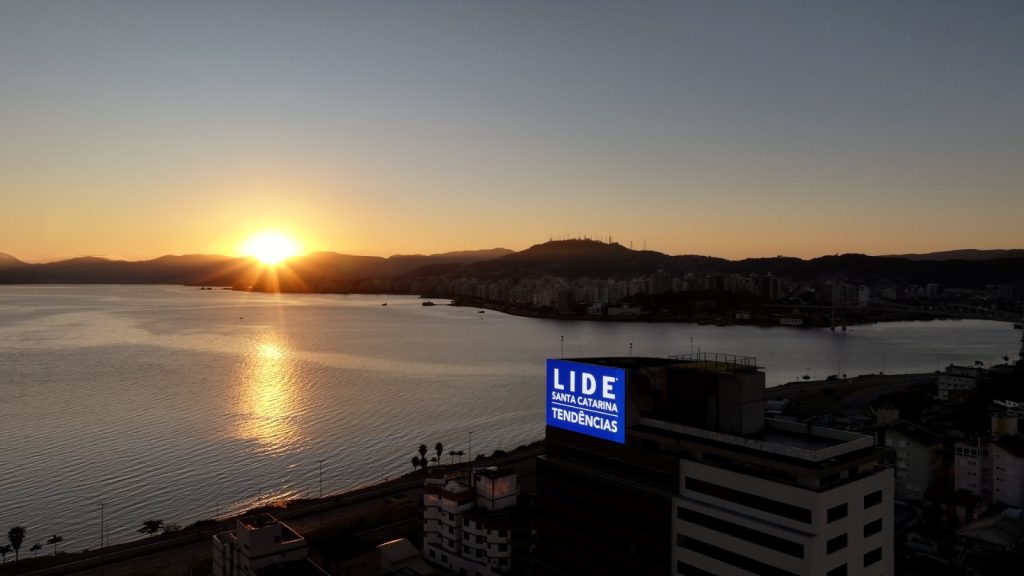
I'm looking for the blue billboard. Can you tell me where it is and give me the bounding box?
[546,359,626,444]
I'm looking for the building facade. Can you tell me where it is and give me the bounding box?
[423,467,528,576]
[534,355,894,576]
[213,515,313,576]
[881,421,942,502]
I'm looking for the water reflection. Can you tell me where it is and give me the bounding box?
[237,335,305,453]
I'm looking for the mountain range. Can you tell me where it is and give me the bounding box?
[0,242,1022,289]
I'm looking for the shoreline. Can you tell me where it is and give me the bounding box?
[441,296,951,328]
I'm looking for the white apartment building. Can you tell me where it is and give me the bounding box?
[955,413,1024,509]
[992,435,1024,508]
[882,421,942,502]
[664,418,893,576]
[212,514,314,576]
[423,467,524,576]
[937,365,982,402]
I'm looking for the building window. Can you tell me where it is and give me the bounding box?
[864,547,882,567]
[864,490,883,508]
[685,477,812,523]
[676,560,716,576]
[676,506,804,558]
[677,536,799,576]
[826,565,847,576]
[864,519,882,537]
[827,503,848,523]
[827,534,847,554]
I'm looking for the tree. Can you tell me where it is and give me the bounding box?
[29,543,41,558]
[411,456,420,470]
[7,526,25,562]
[417,444,427,462]
[46,535,62,556]
[138,520,164,535]
[0,545,11,564]
[434,442,444,464]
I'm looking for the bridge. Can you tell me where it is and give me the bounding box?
[766,300,1022,323]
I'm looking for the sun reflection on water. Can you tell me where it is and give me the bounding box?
[237,336,305,453]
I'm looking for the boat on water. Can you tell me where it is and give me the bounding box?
[381,302,387,306]
[422,301,435,307]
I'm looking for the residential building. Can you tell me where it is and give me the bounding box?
[937,365,982,402]
[534,354,894,576]
[992,434,1024,508]
[881,421,942,502]
[422,467,529,576]
[955,438,989,499]
[954,411,1024,508]
[213,514,317,576]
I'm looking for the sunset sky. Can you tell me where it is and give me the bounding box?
[2,1,1022,262]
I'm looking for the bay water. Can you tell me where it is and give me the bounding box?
[0,285,1018,550]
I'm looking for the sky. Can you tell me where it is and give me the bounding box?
[2,1,1022,262]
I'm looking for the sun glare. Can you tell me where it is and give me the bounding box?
[242,232,300,265]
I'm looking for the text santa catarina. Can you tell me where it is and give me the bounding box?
[546,359,626,444]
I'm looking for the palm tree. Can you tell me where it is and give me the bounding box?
[0,544,11,564]
[411,456,421,470]
[46,534,62,556]
[434,442,444,465]
[417,444,427,462]
[7,526,25,562]
[29,543,41,558]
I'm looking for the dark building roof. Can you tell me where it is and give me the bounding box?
[307,531,377,562]
[996,434,1024,458]
[887,420,941,446]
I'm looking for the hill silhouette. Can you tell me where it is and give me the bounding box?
[0,242,1021,290]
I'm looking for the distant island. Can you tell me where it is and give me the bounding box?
[1,240,1021,326]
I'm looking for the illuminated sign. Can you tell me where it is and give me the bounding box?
[546,359,626,444]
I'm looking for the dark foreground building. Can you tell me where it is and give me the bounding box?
[534,354,894,576]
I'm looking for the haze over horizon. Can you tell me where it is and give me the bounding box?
[3,1,1023,262]
[3,240,1024,266]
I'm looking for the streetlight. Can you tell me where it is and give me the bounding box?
[317,459,325,499]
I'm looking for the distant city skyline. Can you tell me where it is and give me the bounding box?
[3,1,1023,262]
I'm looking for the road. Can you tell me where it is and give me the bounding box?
[767,372,936,417]
[12,446,542,576]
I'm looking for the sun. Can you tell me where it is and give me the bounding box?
[241,232,300,265]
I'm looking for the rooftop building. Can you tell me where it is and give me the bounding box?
[422,467,530,576]
[535,354,894,576]
[213,514,315,576]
